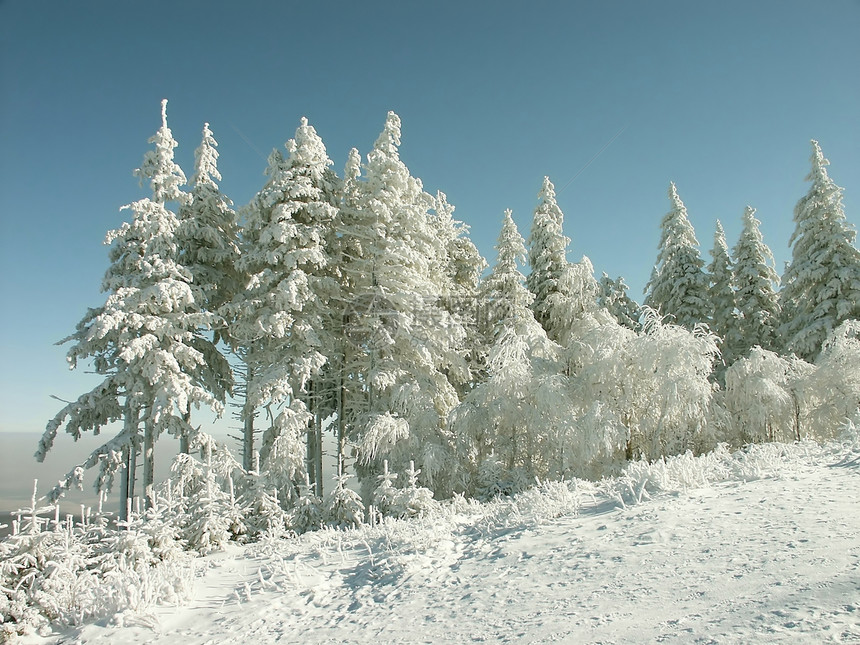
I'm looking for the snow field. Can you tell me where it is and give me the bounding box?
[24,435,860,644]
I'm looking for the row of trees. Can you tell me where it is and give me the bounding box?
[642,144,860,364]
[40,103,860,518]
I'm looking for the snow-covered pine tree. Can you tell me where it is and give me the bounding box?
[337,112,464,499]
[451,210,568,492]
[545,257,613,351]
[175,122,240,453]
[428,191,488,395]
[644,183,710,329]
[480,209,535,338]
[288,474,324,534]
[324,463,365,529]
[39,100,226,516]
[177,123,241,318]
[598,273,642,332]
[779,141,860,361]
[708,219,738,367]
[527,176,571,339]
[732,206,780,358]
[226,117,339,501]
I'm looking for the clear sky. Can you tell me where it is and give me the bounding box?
[1,0,858,436]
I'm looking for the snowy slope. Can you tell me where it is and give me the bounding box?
[23,440,860,644]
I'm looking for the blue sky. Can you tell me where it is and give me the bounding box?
[1,0,858,436]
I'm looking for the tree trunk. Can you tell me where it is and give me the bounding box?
[119,443,130,522]
[243,402,255,472]
[242,362,256,472]
[180,410,191,454]
[120,404,139,520]
[315,405,324,497]
[127,434,137,507]
[792,389,801,442]
[306,416,317,495]
[143,415,155,510]
[337,358,347,477]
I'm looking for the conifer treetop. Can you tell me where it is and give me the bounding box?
[708,218,737,357]
[287,117,334,174]
[191,123,221,189]
[527,176,570,335]
[482,209,535,332]
[644,182,709,329]
[498,209,528,279]
[538,176,558,214]
[134,99,189,206]
[344,147,361,182]
[372,111,402,158]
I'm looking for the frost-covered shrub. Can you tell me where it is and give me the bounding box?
[240,479,290,540]
[802,320,860,438]
[0,490,194,639]
[368,461,440,520]
[324,469,365,529]
[162,442,248,554]
[470,456,535,502]
[288,475,324,534]
[723,347,813,445]
[473,455,506,501]
[393,462,437,519]
[569,310,718,465]
[371,460,402,519]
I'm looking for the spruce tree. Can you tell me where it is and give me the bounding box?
[780,140,860,360]
[708,219,738,365]
[452,209,565,491]
[175,123,240,453]
[527,176,571,339]
[644,182,710,329]
[598,273,641,332]
[177,123,241,322]
[39,100,226,515]
[428,191,488,395]
[226,117,339,501]
[732,206,780,358]
[337,112,464,498]
[481,209,535,337]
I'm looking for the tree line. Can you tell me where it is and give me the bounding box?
[39,101,860,518]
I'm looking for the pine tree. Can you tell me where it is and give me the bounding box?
[175,122,240,453]
[324,464,365,528]
[428,191,487,395]
[644,183,710,329]
[732,206,780,358]
[39,100,226,515]
[226,117,339,499]
[599,273,641,332]
[177,122,241,322]
[708,219,738,365]
[452,210,566,491]
[527,176,571,338]
[480,209,535,337]
[336,112,464,498]
[780,140,860,360]
[546,257,619,353]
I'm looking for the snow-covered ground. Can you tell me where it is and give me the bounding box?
[20,439,860,644]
